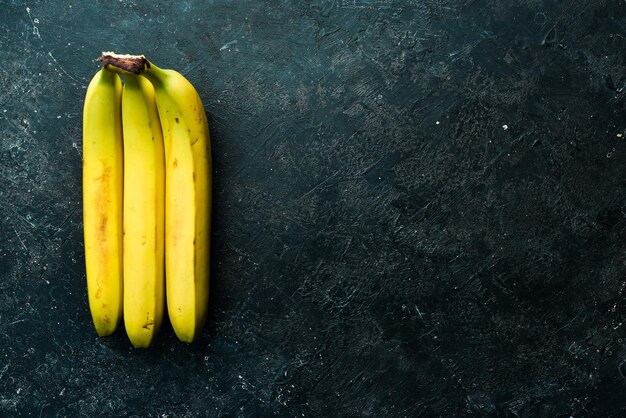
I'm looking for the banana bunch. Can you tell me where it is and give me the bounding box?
[82,53,212,347]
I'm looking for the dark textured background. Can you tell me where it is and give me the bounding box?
[1,0,626,416]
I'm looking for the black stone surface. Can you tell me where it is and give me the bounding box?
[1,0,626,416]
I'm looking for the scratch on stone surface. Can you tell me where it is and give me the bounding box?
[299,170,341,200]
[359,156,384,176]
[402,183,464,228]
[482,129,534,174]
[220,39,238,51]
[556,310,584,332]
[60,259,81,277]
[48,205,78,239]
[12,226,27,251]
[243,229,264,251]
[456,253,499,291]
[47,52,82,83]
[309,350,348,393]
[9,206,36,230]
[250,119,280,159]
[338,237,352,261]
[5,319,26,329]
[0,362,9,381]
[230,39,290,90]
[0,167,17,185]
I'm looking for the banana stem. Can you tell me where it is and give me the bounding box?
[99,52,149,75]
[139,64,167,87]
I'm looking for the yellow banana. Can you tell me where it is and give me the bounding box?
[98,52,212,343]
[121,74,165,348]
[82,68,124,336]
[141,62,212,343]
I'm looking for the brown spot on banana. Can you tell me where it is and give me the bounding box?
[97,215,108,233]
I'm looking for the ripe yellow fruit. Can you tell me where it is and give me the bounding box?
[82,69,124,336]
